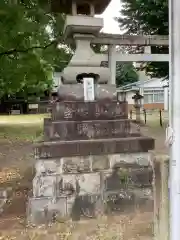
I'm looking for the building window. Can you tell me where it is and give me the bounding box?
[144,94,153,103]
[143,89,164,104]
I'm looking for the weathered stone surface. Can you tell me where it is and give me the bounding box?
[0,189,7,215]
[105,188,153,213]
[44,118,51,136]
[44,119,136,141]
[92,155,110,171]
[62,156,91,173]
[28,193,103,224]
[104,167,152,191]
[33,172,101,197]
[33,175,57,197]
[51,101,128,121]
[109,153,152,168]
[61,155,110,174]
[35,153,151,175]
[27,196,68,224]
[57,172,101,196]
[58,84,116,99]
[62,67,110,84]
[30,154,154,223]
[35,137,154,159]
[28,171,103,223]
[35,159,61,175]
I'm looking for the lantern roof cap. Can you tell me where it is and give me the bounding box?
[51,0,111,15]
[132,91,143,100]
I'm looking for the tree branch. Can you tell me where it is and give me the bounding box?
[0,40,58,57]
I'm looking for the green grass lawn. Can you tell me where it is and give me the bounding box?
[0,114,48,141]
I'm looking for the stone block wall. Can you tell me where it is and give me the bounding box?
[28,152,153,224]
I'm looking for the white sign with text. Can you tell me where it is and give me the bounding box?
[83,78,95,101]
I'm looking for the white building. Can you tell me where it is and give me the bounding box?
[117,78,169,110]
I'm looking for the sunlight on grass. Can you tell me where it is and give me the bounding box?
[0,114,48,141]
[0,114,49,125]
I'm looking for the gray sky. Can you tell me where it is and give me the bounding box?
[96,0,122,34]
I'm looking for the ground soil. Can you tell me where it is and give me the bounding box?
[0,123,167,239]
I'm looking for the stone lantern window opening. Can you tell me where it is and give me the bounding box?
[71,1,95,16]
[76,73,99,84]
[117,91,126,102]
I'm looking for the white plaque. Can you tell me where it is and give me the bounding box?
[83,78,95,101]
[29,104,38,109]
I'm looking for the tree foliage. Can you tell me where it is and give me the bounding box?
[116,0,168,78]
[116,62,138,86]
[0,0,71,99]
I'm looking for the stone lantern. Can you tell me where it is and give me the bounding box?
[50,0,116,101]
[27,0,155,225]
[132,91,143,123]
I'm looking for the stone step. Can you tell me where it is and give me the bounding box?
[28,185,153,224]
[32,169,152,198]
[44,119,141,141]
[35,153,152,176]
[51,100,128,121]
[35,137,154,159]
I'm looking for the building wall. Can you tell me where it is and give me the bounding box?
[128,103,164,111]
[125,86,166,111]
[118,76,169,111]
[125,91,135,105]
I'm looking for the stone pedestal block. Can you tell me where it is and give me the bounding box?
[51,101,128,121]
[58,84,116,100]
[35,137,154,159]
[44,119,134,141]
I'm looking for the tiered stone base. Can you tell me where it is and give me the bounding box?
[27,101,154,224]
[27,153,153,224]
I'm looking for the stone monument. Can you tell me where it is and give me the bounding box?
[27,0,155,224]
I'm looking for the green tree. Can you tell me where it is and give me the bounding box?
[116,62,138,86]
[0,0,71,99]
[116,0,168,78]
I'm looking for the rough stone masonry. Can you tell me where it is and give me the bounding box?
[27,0,155,224]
